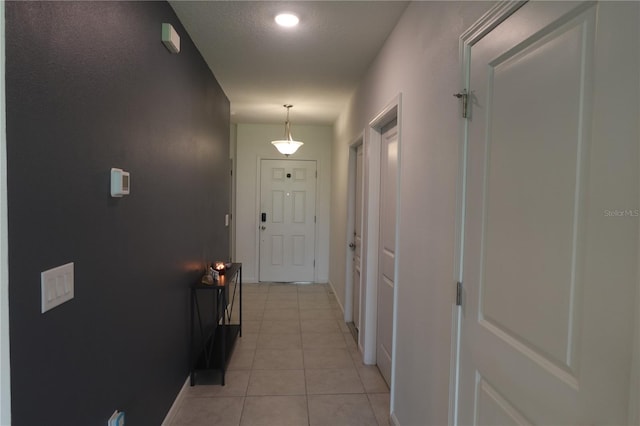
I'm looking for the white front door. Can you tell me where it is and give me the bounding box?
[259,159,317,282]
[377,120,398,386]
[352,144,364,331]
[458,2,639,424]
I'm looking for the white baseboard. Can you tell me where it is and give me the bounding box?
[391,411,400,426]
[161,376,190,425]
[327,280,345,315]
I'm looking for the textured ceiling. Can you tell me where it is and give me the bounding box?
[169,1,409,125]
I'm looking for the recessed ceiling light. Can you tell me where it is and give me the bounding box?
[275,13,299,28]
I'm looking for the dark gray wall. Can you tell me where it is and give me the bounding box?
[5,1,230,424]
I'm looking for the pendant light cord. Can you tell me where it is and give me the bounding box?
[284,105,293,141]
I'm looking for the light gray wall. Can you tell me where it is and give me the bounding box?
[330,2,493,424]
[235,123,332,283]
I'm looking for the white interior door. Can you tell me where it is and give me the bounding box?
[352,144,364,331]
[377,120,398,386]
[458,2,639,424]
[259,159,317,282]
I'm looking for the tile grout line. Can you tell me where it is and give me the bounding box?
[298,285,312,426]
[236,283,269,426]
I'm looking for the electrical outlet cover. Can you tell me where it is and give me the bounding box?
[108,411,124,426]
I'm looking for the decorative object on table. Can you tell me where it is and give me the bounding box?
[214,261,226,276]
[200,272,213,285]
[201,267,214,285]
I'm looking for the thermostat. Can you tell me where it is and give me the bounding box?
[111,168,130,197]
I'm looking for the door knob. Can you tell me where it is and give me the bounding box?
[348,242,356,250]
[261,226,266,230]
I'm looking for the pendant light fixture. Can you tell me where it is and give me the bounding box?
[271,104,303,156]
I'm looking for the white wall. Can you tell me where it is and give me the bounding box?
[0,1,11,423]
[235,123,332,283]
[330,2,492,424]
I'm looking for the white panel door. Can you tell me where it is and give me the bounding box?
[459,2,639,425]
[259,159,317,282]
[352,145,364,331]
[377,120,398,386]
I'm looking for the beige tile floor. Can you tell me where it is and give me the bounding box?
[166,283,390,426]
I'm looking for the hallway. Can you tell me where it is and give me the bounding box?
[165,283,390,426]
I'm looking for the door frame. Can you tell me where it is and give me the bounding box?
[344,133,364,330]
[255,156,320,282]
[633,15,640,419]
[450,2,527,424]
[357,94,402,412]
[1,1,11,422]
[230,125,237,262]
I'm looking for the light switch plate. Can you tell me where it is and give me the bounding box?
[41,262,74,313]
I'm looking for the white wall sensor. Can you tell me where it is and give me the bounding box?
[162,23,180,54]
[110,168,130,197]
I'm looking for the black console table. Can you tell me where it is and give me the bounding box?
[190,263,242,386]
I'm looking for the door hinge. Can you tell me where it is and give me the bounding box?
[314,216,316,223]
[315,171,318,178]
[453,90,469,119]
[456,281,463,306]
[313,260,316,267]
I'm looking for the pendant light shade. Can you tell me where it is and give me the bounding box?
[271,105,303,156]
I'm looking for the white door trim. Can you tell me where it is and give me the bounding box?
[0,1,11,422]
[344,133,364,326]
[230,125,237,262]
[633,13,640,416]
[450,2,526,425]
[633,66,640,424]
[254,156,262,281]
[360,93,401,414]
[633,231,640,424]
